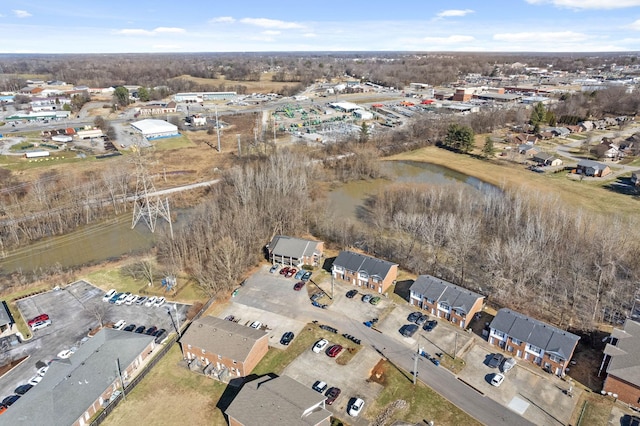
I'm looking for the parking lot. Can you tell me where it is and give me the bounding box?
[0,280,189,400]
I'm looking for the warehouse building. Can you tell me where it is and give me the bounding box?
[131,119,179,140]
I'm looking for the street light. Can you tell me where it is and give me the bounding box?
[167,304,180,335]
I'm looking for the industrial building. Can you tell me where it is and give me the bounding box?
[131,119,179,140]
[173,92,237,102]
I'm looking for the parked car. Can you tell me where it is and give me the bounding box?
[37,366,49,377]
[502,357,516,373]
[280,331,294,345]
[1,395,20,407]
[369,296,381,305]
[124,294,137,305]
[361,294,372,303]
[134,326,146,334]
[327,344,343,358]
[113,320,127,330]
[31,319,52,331]
[416,314,429,326]
[28,375,43,386]
[294,269,305,280]
[312,380,328,393]
[250,321,262,329]
[302,271,312,282]
[154,329,167,343]
[348,397,365,417]
[115,292,130,305]
[423,320,438,332]
[312,339,329,353]
[154,297,166,307]
[285,268,297,278]
[488,353,505,369]
[123,324,136,332]
[28,314,50,327]
[280,266,290,275]
[14,384,33,395]
[102,289,117,302]
[269,264,280,273]
[145,296,157,307]
[293,281,305,291]
[325,387,341,405]
[400,324,419,338]
[109,293,122,304]
[136,296,147,305]
[491,373,505,387]
[145,326,158,336]
[346,289,358,298]
[57,349,73,359]
[407,311,422,322]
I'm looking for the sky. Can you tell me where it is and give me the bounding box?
[1,0,640,53]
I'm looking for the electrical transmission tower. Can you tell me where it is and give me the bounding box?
[131,151,173,238]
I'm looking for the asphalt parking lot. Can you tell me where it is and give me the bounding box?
[0,280,189,400]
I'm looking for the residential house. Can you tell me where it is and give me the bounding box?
[513,134,538,145]
[267,235,324,267]
[409,275,485,329]
[579,121,594,132]
[180,316,268,382]
[488,308,580,376]
[565,125,582,134]
[591,140,620,160]
[332,250,398,294]
[225,375,331,426]
[576,159,611,177]
[601,320,640,408]
[631,171,640,186]
[548,127,571,138]
[1,328,156,426]
[518,144,541,157]
[532,152,563,167]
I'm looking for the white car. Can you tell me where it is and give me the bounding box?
[312,339,329,353]
[348,398,364,417]
[136,296,147,306]
[31,320,52,331]
[103,289,116,302]
[28,375,43,386]
[113,320,127,330]
[124,294,138,305]
[154,297,166,307]
[115,292,130,305]
[250,321,262,329]
[491,373,505,387]
[145,296,157,307]
[37,366,49,377]
[57,349,73,359]
[312,380,327,393]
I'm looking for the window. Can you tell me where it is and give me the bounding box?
[527,344,542,355]
[439,302,450,310]
[549,354,564,363]
[511,337,522,345]
[492,330,505,338]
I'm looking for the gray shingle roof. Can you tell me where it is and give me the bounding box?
[268,235,322,259]
[225,375,331,426]
[0,301,13,326]
[605,320,640,387]
[180,316,267,363]
[577,159,608,171]
[333,251,397,280]
[490,308,580,360]
[409,275,484,315]
[2,328,154,426]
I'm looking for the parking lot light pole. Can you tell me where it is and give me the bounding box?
[174,303,181,332]
[167,308,179,335]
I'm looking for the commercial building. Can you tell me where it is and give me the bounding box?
[131,119,179,140]
[173,92,237,102]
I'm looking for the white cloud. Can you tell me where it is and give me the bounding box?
[263,30,281,35]
[629,19,640,30]
[12,10,32,18]
[421,35,475,44]
[153,27,186,34]
[209,16,235,23]
[302,33,317,38]
[526,0,640,9]
[436,9,474,18]
[240,18,303,29]
[493,31,589,43]
[115,27,186,36]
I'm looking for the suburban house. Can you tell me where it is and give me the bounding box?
[532,152,563,167]
[331,250,399,294]
[600,319,640,408]
[267,235,324,267]
[409,275,485,329]
[513,134,538,145]
[576,159,612,177]
[488,308,580,376]
[225,375,331,426]
[1,328,156,426]
[518,144,541,157]
[591,140,621,160]
[180,316,268,382]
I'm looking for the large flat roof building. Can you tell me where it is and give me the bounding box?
[131,119,179,140]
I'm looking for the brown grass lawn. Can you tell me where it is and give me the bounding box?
[171,72,294,94]
[387,146,639,216]
[570,392,614,426]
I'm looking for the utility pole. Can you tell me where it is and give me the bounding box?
[215,105,221,152]
[412,352,419,385]
[116,358,126,401]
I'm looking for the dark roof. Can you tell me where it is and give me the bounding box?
[604,320,640,387]
[409,275,484,315]
[577,159,608,170]
[333,251,397,280]
[180,316,268,363]
[490,308,580,360]
[268,235,322,259]
[533,152,554,161]
[225,375,331,426]
[2,328,155,426]
[0,301,14,326]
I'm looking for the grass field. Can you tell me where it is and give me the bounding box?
[171,72,294,94]
[572,393,614,426]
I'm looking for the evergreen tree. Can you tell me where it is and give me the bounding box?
[482,136,495,159]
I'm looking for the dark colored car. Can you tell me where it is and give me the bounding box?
[400,324,419,337]
[327,344,343,358]
[134,326,146,334]
[488,353,505,369]
[14,384,33,395]
[415,314,429,326]
[145,326,158,336]
[28,314,50,327]
[346,289,358,299]
[423,320,438,332]
[325,387,341,405]
[407,312,422,323]
[280,266,290,275]
[280,331,295,345]
[293,281,305,291]
[154,329,167,343]
[2,394,20,407]
[301,271,312,282]
[123,324,136,332]
[285,268,297,278]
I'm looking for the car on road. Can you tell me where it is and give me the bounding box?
[280,331,294,345]
[348,397,364,417]
[369,296,381,305]
[269,264,280,273]
[416,314,429,326]
[327,344,343,358]
[123,324,136,332]
[285,268,297,278]
[113,320,127,330]
[294,269,305,280]
[250,321,262,329]
[280,266,290,276]
[312,339,329,353]
[145,326,158,336]
[115,292,130,305]
[293,281,305,291]
[312,380,328,393]
[31,319,52,331]
[400,324,419,338]
[134,326,146,334]
[14,384,33,395]
[488,353,505,369]
[407,311,422,323]
[2,394,20,407]
[325,387,341,405]
[346,289,358,298]
[423,320,438,332]
[154,297,166,307]
[361,294,372,303]
[102,289,117,302]
[124,294,137,305]
[57,349,73,359]
[302,271,312,282]
[502,357,516,373]
[145,296,157,307]
[491,373,505,387]
[109,293,122,304]
[28,314,50,327]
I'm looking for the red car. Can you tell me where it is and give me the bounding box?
[325,387,341,405]
[294,281,305,291]
[327,344,343,358]
[280,266,290,275]
[28,314,49,327]
[285,268,297,278]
